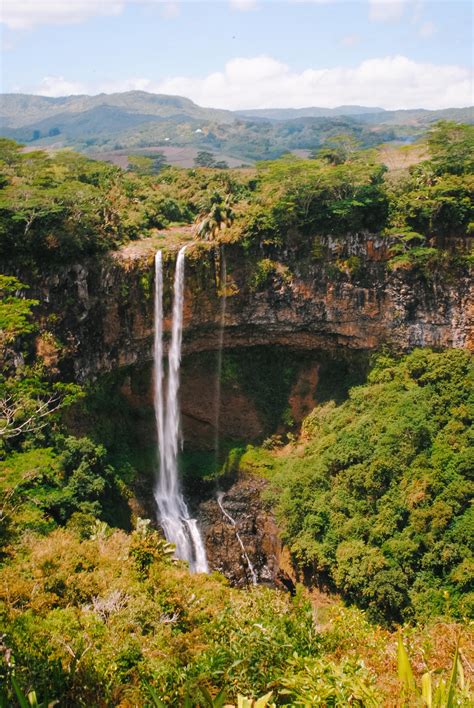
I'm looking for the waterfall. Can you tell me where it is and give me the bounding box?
[153,246,208,573]
[214,246,227,461]
[216,492,258,585]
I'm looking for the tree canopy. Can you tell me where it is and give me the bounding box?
[0,122,472,266]
[263,349,473,624]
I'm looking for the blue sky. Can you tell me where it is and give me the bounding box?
[1,1,473,109]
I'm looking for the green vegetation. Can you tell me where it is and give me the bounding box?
[1,122,472,268]
[232,122,472,259]
[0,120,472,705]
[311,133,360,164]
[127,151,168,175]
[258,349,473,625]
[2,288,471,705]
[237,154,389,248]
[0,510,471,705]
[0,275,81,452]
[195,191,234,240]
[396,633,467,707]
[0,276,38,346]
[0,437,130,549]
[194,151,229,169]
[385,122,473,269]
[0,139,196,265]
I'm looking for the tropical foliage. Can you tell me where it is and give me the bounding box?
[0,275,81,454]
[258,349,473,624]
[1,121,472,266]
[0,140,192,264]
[0,122,472,706]
[237,154,389,247]
[195,191,234,240]
[0,513,471,706]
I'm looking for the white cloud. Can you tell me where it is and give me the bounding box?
[1,0,125,30]
[418,20,436,38]
[32,55,473,110]
[98,77,155,93]
[152,54,472,110]
[0,0,183,30]
[229,0,257,10]
[35,75,155,95]
[36,75,87,97]
[369,0,406,23]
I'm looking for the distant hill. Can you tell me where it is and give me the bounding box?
[236,105,473,124]
[235,105,385,120]
[355,106,474,125]
[0,91,235,130]
[0,91,472,165]
[2,105,167,144]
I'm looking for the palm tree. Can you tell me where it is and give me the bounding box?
[195,192,234,241]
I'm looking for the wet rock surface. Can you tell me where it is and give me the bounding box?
[199,476,294,590]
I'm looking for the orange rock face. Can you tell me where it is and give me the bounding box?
[21,234,472,388]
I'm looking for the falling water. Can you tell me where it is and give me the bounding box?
[153,246,208,573]
[214,246,227,461]
[216,492,258,585]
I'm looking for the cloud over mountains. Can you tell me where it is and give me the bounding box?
[35,54,472,111]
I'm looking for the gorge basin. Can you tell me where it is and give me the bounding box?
[110,344,370,585]
[20,236,472,583]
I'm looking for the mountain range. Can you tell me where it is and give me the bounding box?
[1,91,472,164]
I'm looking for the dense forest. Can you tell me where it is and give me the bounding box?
[0,122,473,705]
[0,121,472,265]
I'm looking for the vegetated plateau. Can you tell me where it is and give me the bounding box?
[0,117,472,706]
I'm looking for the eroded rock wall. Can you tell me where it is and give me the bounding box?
[199,477,291,589]
[20,233,472,383]
[20,233,470,586]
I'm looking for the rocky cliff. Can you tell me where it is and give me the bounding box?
[13,231,472,585]
[23,232,472,384]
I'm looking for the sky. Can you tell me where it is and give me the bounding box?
[0,0,473,110]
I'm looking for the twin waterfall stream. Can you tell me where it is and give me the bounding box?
[153,247,208,573]
[153,245,256,578]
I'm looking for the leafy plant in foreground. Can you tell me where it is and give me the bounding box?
[397,634,469,707]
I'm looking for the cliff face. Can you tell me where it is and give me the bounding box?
[25,233,472,383]
[18,233,472,585]
[199,477,284,588]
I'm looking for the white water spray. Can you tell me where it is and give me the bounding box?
[153,247,208,573]
[216,492,257,585]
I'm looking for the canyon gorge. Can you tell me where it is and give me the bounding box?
[15,231,472,585]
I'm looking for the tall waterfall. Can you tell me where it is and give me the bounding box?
[153,247,208,573]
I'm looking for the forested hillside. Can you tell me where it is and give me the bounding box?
[1,91,472,164]
[0,121,472,265]
[243,349,473,624]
